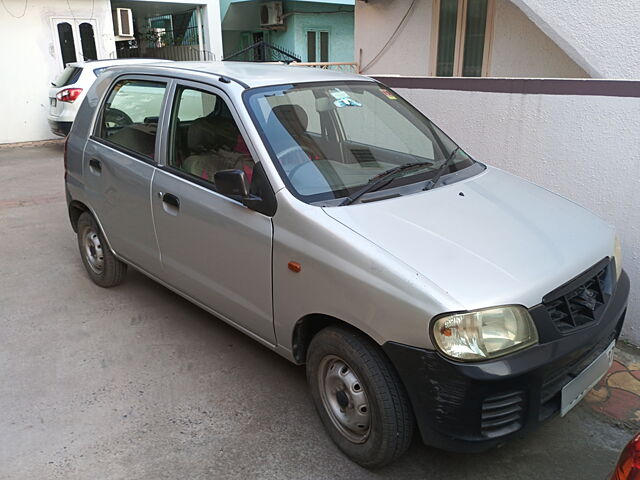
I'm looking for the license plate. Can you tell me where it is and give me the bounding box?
[561,341,615,416]
[50,98,56,107]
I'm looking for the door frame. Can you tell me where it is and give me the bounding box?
[156,78,265,179]
[50,17,101,71]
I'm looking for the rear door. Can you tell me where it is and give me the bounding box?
[151,81,275,344]
[83,76,169,276]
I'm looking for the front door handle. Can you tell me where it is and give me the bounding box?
[161,192,180,215]
[88,158,102,175]
[162,193,180,209]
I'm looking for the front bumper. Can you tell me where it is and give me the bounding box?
[48,119,72,137]
[383,269,630,453]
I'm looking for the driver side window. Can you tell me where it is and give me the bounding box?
[97,79,167,159]
[168,86,255,189]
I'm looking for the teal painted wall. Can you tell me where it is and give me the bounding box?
[285,1,354,62]
[221,1,354,62]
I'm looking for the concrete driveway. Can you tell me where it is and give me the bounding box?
[0,144,633,479]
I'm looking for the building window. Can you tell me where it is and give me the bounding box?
[79,23,97,61]
[56,22,77,68]
[307,30,329,62]
[432,0,494,77]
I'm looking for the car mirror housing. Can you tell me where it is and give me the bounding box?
[214,169,250,198]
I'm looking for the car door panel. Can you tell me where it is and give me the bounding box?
[151,82,275,344]
[83,139,161,275]
[81,76,169,276]
[151,170,274,343]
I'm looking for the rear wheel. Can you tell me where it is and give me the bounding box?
[76,212,127,287]
[306,326,414,468]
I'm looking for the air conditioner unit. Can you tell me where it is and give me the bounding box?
[260,2,283,27]
[114,8,134,37]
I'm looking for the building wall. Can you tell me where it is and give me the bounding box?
[356,0,433,75]
[490,0,588,78]
[511,0,640,79]
[356,0,589,77]
[284,1,354,62]
[0,0,116,144]
[221,1,354,63]
[385,81,640,342]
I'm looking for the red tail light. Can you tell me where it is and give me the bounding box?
[611,434,640,480]
[63,135,69,180]
[56,88,83,103]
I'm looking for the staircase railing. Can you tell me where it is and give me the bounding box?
[223,41,301,63]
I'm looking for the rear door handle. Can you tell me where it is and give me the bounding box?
[161,192,180,215]
[88,158,102,175]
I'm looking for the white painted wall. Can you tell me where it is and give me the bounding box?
[0,0,116,144]
[490,0,588,78]
[356,0,434,75]
[511,0,640,79]
[394,85,640,342]
[355,0,620,78]
[200,1,224,60]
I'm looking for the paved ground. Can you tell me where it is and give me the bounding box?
[0,144,636,479]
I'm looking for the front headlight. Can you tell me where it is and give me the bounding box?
[432,306,538,361]
[614,235,623,280]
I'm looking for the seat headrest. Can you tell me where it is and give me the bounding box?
[271,104,308,134]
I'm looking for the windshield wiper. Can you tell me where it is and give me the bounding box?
[423,146,461,191]
[339,161,434,206]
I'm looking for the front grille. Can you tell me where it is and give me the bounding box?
[543,259,612,334]
[481,391,525,438]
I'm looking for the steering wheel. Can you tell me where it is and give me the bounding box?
[104,108,133,128]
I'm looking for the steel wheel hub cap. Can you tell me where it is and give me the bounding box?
[83,227,104,274]
[318,355,371,443]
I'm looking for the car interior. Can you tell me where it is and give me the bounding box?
[170,89,255,186]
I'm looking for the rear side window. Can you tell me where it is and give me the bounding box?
[97,80,167,160]
[54,66,82,87]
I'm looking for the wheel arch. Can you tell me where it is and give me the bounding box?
[68,200,89,233]
[68,200,118,259]
[291,313,381,365]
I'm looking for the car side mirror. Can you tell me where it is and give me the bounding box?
[214,169,250,197]
[214,169,266,212]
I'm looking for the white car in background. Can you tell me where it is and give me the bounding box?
[48,58,168,136]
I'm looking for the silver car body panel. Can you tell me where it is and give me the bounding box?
[66,62,617,362]
[324,166,616,312]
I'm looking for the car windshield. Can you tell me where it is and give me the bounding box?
[244,81,476,204]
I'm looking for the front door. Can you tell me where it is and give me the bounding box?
[51,18,99,68]
[151,82,275,343]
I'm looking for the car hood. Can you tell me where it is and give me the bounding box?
[323,167,614,310]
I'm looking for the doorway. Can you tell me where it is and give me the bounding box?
[52,18,99,69]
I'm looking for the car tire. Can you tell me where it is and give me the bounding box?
[76,212,127,287]
[306,326,414,468]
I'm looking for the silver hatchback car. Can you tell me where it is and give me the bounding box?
[65,62,629,467]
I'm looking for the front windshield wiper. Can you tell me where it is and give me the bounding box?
[339,161,434,206]
[423,146,461,191]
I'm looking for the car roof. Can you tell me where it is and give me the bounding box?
[110,61,374,88]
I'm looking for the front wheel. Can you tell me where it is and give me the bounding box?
[306,326,414,468]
